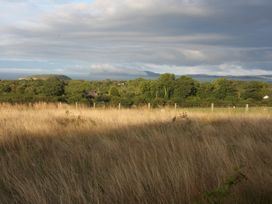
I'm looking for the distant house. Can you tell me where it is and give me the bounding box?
[83,90,98,100]
[117,82,125,86]
[263,95,270,100]
[89,91,98,98]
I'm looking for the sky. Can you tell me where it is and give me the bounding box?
[0,0,272,79]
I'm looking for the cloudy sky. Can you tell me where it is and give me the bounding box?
[1,0,272,79]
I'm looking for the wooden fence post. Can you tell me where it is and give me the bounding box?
[119,103,121,110]
[148,103,151,110]
[175,103,177,110]
[93,102,96,109]
[245,104,249,112]
[211,103,214,112]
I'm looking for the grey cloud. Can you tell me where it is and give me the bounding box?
[1,0,272,75]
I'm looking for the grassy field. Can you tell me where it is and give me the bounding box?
[0,104,272,204]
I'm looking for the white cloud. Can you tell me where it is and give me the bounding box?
[141,63,272,76]
[65,63,147,76]
[181,50,207,61]
[0,67,48,73]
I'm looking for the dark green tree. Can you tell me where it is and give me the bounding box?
[157,73,175,99]
[109,87,120,97]
[174,76,198,99]
[241,81,267,101]
[43,78,65,97]
[212,78,238,100]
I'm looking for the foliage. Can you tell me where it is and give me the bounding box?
[109,86,120,97]
[0,74,271,106]
[203,170,247,204]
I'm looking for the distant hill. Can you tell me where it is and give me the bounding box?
[18,74,71,81]
[187,74,272,83]
[90,71,272,82]
[14,72,272,83]
[143,71,160,78]
[93,70,272,82]
[128,72,272,83]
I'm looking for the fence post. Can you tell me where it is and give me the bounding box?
[93,102,96,109]
[211,103,214,112]
[245,104,249,112]
[75,102,78,110]
[119,103,121,110]
[148,103,151,110]
[175,103,177,110]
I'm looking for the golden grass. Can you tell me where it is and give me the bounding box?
[0,104,272,204]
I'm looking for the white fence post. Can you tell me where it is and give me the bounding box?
[245,104,249,112]
[211,103,214,112]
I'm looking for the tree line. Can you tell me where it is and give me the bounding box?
[0,74,271,107]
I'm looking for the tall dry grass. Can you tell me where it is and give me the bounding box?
[0,104,272,204]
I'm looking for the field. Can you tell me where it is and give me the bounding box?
[0,104,272,204]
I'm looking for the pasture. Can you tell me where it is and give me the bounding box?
[0,104,271,204]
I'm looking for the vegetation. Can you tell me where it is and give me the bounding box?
[1,74,272,107]
[0,105,271,204]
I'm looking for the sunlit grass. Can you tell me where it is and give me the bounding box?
[0,104,271,204]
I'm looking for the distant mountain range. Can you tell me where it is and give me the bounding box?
[10,72,272,83]
[18,74,71,81]
[138,72,272,83]
[107,71,272,83]
[186,74,272,83]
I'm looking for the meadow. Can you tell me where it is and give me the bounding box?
[0,104,271,204]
